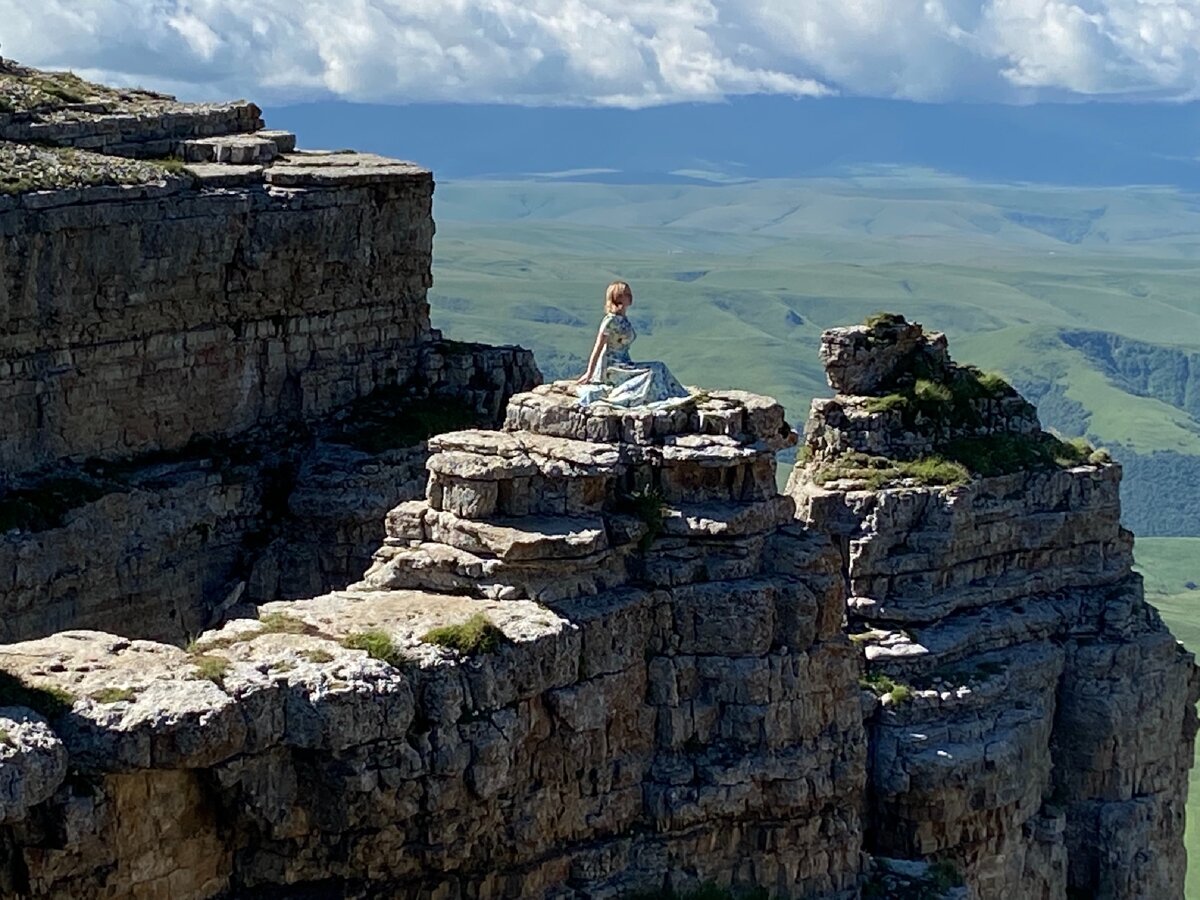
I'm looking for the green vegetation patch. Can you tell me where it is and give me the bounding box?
[940,433,1098,477]
[299,648,336,664]
[813,431,1108,490]
[189,655,231,688]
[0,670,76,718]
[0,143,185,196]
[0,475,114,534]
[864,311,909,331]
[0,69,100,113]
[257,612,314,636]
[813,451,970,491]
[863,367,1018,430]
[421,613,505,656]
[329,389,485,454]
[89,687,139,704]
[859,671,914,704]
[342,629,408,667]
[619,487,667,551]
[864,393,911,415]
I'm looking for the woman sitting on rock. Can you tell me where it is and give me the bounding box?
[575,280,692,409]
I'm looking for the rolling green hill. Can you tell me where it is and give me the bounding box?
[429,172,1200,536]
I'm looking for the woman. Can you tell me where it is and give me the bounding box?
[575,281,691,408]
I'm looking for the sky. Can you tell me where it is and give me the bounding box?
[2,0,1198,108]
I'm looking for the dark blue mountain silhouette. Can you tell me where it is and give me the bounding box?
[265,96,1200,187]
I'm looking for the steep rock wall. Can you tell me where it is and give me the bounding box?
[789,315,1199,899]
[0,64,539,643]
[0,157,433,472]
[0,389,866,899]
[0,329,1194,899]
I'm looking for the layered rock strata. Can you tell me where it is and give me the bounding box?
[0,62,538,643]
[788,315,1200,899]
[0,385,867,899]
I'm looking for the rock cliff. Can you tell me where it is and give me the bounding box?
[0,386,868,899]
[0,61,538,643]
[790,314,1199,898]
[0,338,1194,898]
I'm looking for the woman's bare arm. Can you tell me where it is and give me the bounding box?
[576,326,607,383]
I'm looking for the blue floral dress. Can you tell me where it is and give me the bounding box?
[577,313,691,409]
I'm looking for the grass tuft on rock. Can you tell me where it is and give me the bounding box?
[813,451,970,491]
[421,613,505,656]
[89,687,139,704]
[299,648,335,664]
[864,311,907,330]
[859,671,914,705]
[941,432,1099,477]
[864,393,910,415]
[189,655,230,687]
[862,366,1017,429]
[0,671,76,718]
[342,629,407,667]
[257,612,312,635]
[820,432,1112,490]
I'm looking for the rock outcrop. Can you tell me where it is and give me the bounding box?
[0,385,869,899]
[0,61,538,643]
[0,336,1193,898]
[789,314,1200,899]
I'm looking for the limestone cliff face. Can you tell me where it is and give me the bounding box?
[789,315,1200,899]
[0,387,866,899]
[0,343,1192,898]
[0,62,538,643]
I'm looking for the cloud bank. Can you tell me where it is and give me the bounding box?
[2,0,1197,107]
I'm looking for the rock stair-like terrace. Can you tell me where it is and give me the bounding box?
[361,384,791,604]
[0,383,867,900]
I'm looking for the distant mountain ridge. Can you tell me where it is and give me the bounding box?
[266,96,1200,188]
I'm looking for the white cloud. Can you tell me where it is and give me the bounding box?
[1,0,1197,106]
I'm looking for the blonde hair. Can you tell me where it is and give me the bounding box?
[605,280,632,314]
